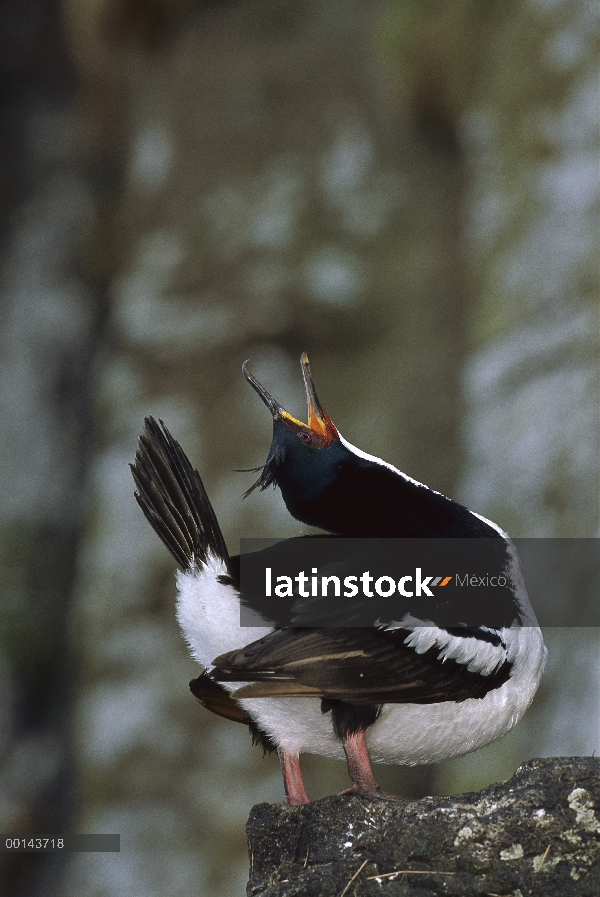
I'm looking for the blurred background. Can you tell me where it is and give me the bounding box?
[0,1,598,895]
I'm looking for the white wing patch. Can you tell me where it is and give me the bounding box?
[402,625,509,676]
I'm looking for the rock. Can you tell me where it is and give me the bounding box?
[246,757,599,896]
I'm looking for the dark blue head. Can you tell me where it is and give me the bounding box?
[242,353,343,508]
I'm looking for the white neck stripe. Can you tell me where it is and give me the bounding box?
[338,434,439,493]
[338,435,508,535]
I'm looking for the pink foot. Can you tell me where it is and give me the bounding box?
[337,784,403,800]
[281,751,310,805]
[340,731,404,799]
[338,783,380,796]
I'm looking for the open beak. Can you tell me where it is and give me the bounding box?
[242,352,338,441]
[241,360,284,417]
[299,352,335,437]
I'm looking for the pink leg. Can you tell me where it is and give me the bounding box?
[339,730,382,796]
[280,751,310,805]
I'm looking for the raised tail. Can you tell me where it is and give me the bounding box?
[130,416,230,573]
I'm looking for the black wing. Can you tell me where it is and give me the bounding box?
[211,626,512,705]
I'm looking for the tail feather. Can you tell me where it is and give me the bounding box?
[189,674,277,755]
[131,416,230,573]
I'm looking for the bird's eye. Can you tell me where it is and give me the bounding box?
[298,431,312,443]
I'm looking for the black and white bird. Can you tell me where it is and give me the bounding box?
[131,353,546,805]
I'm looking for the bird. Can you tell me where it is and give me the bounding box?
[130,353,547,805]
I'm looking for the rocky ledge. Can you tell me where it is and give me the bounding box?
[247,757,599,896]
